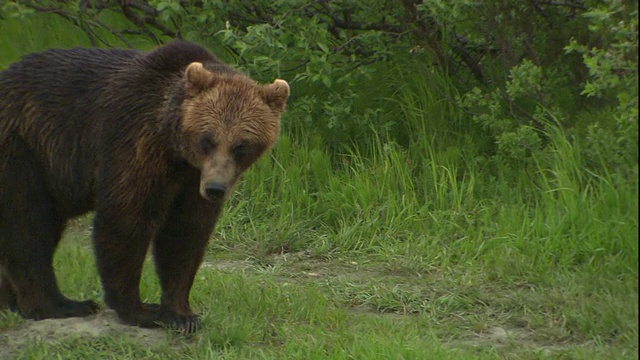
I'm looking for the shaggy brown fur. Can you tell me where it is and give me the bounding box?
[0,40,289,333]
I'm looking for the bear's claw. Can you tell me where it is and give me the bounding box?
[119,303,201,334]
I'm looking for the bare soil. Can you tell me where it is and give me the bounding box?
[0,310,169,359]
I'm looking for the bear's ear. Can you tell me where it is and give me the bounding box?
[261,79,290,112]
[184,62,215,96]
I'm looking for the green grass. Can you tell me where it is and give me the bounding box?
[2,223,635,359]
[0,12,637,360]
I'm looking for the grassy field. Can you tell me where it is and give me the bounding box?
[0,14,637,360]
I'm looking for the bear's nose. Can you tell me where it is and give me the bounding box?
[205,182,227,200]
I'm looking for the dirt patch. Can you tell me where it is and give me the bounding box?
[200,259,254,273]
[450,326,591,355]
[453,326,533,347]
[0,310,169,359]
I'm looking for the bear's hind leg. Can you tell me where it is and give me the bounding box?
[0,269,18,311]
[0,206,99,319]
[0,135,99,319]
[0,202,99,319]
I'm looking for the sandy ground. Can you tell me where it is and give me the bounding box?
[0,310,169,359]
[0,311,579,358]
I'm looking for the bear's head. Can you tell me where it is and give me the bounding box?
[179,62,289,201]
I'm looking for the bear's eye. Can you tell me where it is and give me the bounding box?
[199,135,216,155]
[232,142,250,161]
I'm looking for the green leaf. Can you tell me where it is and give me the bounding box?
[318,42,329,54]
[321,74,332,88]
[156,1,171,11]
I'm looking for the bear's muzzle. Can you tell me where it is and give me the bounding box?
[203,182,227,200]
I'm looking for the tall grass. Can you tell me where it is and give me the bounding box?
[228,60,638,280]
[220,62,637,350]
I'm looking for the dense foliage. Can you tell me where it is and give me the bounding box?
[3,0,636,175]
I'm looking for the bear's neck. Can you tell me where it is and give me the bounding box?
[158,76,191,165]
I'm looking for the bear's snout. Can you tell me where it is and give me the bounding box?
[204,182,227,200]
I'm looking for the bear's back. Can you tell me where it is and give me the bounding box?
[0,41,222,137]
[0,48,139,134]
[5,48,137,103]
[0,41,228,123]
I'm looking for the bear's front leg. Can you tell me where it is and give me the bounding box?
[153,188,223,334]
[92,209,168,329]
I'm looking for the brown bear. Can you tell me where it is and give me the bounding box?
[0,40,289,333]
